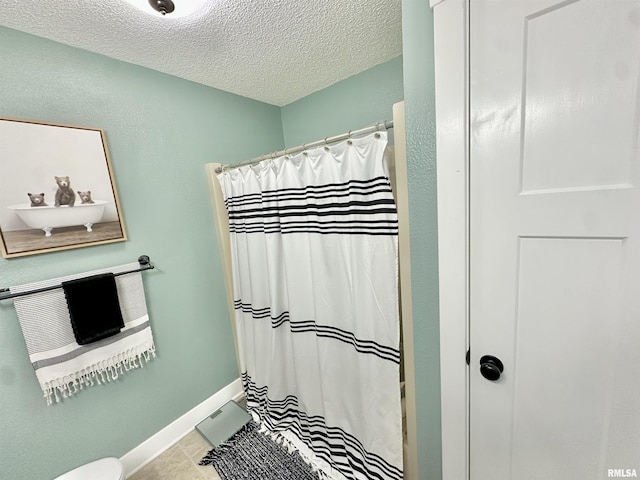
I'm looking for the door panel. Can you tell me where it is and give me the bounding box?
[470,1,640,478]
[511,237,623,478]
[521,0,639,194]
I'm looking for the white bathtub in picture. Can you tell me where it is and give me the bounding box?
[8,201,107,237]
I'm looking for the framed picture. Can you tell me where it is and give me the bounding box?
[0,117,127,258]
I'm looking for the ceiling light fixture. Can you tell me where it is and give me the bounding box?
[148,0,175,15]
[125,0,207,18]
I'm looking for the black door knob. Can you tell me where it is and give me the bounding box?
[480,355,504,381]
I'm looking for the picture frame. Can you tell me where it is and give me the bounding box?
[0,117,127,258]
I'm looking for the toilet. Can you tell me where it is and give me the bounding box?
[54,457,124,480]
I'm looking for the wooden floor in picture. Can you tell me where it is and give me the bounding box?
[2,221,124,255]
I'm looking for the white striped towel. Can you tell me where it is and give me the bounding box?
[10,262,156,405]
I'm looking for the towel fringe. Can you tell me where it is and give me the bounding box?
[42,343,155,405]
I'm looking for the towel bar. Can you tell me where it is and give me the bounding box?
[0,255,154,301]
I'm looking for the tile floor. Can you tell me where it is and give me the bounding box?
[128,429,222,480]
[129,398,248,479]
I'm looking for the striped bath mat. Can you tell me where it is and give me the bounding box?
[10,262,156,405]
[200,421,320,480]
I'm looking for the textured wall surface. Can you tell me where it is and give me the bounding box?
[281,56,404,146]
[402,1,443,479]
[0,0,402,106]
[0,19,440,479]
[0,26,284,480]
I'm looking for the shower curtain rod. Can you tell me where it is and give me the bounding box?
[215,120,393,173]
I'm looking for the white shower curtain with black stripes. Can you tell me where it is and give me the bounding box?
[218,132,403,480]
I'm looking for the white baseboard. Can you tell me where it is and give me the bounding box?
[120,377,243,478]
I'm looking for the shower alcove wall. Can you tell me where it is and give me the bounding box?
[206,101,418,479]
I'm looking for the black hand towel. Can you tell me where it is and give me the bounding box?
[62,273,125,345]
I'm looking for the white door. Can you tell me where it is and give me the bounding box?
[470,1,640,478]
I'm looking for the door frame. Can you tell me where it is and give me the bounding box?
[433,1,634,477]
[432,0,470,479]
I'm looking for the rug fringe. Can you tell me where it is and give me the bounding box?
[200,420,326,480]
[251,413,345,480]
[41,344,156,405]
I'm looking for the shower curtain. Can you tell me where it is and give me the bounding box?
[218,132,403,480]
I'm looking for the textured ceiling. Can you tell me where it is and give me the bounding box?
[0,0,402,106]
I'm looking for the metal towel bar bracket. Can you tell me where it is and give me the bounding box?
[0,255,154,301]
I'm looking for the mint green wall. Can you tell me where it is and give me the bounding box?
[0,12,442,480]
[402,1,442,479]
[0,26,284,480]
[280,56,404,145]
